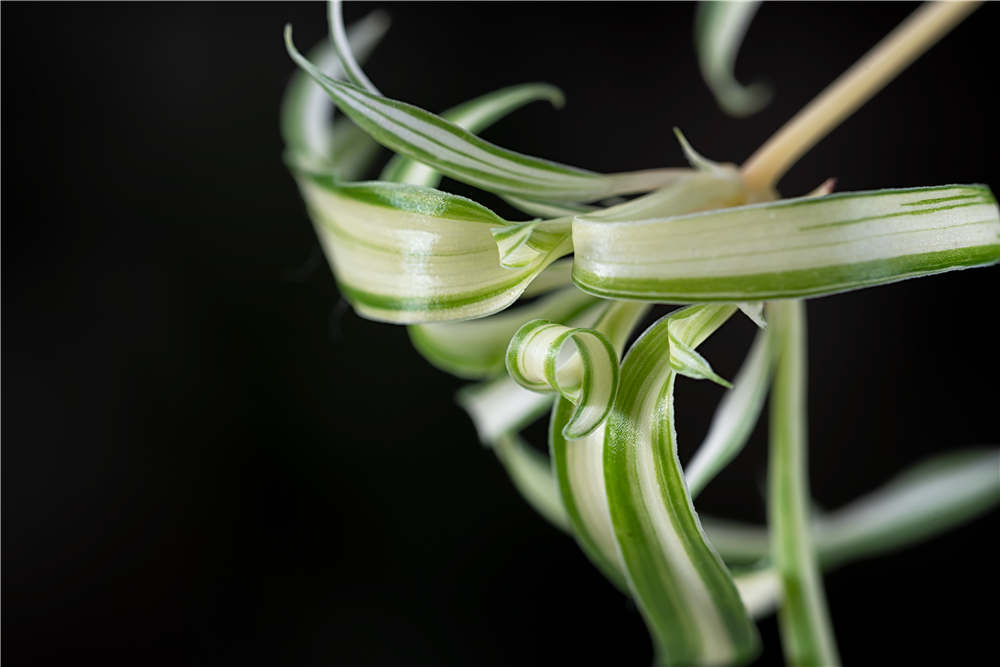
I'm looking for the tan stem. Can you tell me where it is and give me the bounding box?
[742,1,979,191]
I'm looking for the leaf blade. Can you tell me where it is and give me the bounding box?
[573,185,1000,301]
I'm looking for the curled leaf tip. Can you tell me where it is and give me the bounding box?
[695,0,772,117]
[505,319,620,439]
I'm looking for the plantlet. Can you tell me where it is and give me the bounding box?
[280,2,998,664]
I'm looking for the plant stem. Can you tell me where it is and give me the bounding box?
[767,300,840,667]
[742,1,979,191]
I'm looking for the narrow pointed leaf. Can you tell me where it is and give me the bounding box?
[667,330,732,388]
[686,328,773,498]
[280,11,389,169]
[738,302,767,328]
[285,26,683,202]
[327,0,381,94]
[573,185,1000,302]
[695,0,772,117]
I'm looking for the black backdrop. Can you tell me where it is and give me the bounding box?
[3,2,998,665]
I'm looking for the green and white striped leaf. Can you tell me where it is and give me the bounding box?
[573,185,1000,302]
[280,11,389,171]
[506,320,620,439]
[327,0,382,95]
[409,284,600,379]
[381,83,567,187]
[602,304,759,665]
[296,174,571,323]
[686,327,773,498]
[285,26,685,203]
[550,300,651,592]
[694,1,772,117]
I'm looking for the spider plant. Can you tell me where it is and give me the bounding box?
[280,2,998,664]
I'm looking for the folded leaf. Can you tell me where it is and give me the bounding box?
[297,175,571,322]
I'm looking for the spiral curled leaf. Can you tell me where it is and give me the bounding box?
[505,320,621,439]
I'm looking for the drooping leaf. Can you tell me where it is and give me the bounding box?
[280,11,389,171]
[285,26,685,203]
[327,0,382,94]
[695,1,772,117]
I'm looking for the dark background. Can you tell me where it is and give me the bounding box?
[3,2,997,665]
